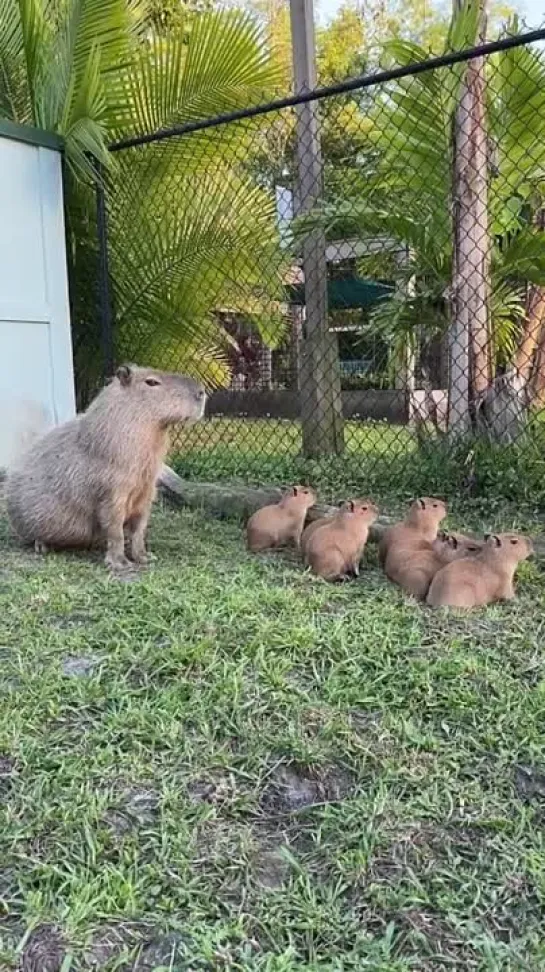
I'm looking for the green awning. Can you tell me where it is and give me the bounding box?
[288,277,393,310]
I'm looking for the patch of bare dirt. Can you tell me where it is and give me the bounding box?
[252,842,291,890]
[21,924,65,972]
[62,655,101,678]
[186,772,234,807]
[514,763,545,802]
[261,762,352,814]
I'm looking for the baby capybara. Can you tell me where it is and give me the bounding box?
[387,531,483,601]
[379,497,447,570]
[427,532,533,608]
[306,499,378,581]
[246,486,317,552]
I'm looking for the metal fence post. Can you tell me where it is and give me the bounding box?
[94,163,115,381]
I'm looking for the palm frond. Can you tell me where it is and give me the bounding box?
[0,0,32,120]
[112,8,282,140]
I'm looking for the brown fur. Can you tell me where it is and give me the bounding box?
[246,486,317,552]
[388,531,483,601]
[6,365,205,571]
[300,512,338,559]
[426,532,533,608]
[379,497,447,571]
[306,499,379,581]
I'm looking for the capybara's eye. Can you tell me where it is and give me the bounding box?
[361,505,368,512]
[433,503,438,508]
[145,377,161,387]
[510,538,518,544]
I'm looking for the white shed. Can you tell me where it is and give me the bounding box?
[0,119,75,469]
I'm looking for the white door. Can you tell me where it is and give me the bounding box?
[0,129,75,467]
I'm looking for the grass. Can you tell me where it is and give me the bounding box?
[172,419,416,499]
[171,417,545,509]
[1,489,545,971]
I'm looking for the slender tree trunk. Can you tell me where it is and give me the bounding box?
[512,211,545,402]
[289,304,303,391]
[448,0,490,434]
[514,286,545,384]
[530,318,545,406]
[394,246,416,423]
[258,346,273,389]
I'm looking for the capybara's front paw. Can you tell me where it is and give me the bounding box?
[105,553,136,575]
[130,549,156,566]
[34,541,49,555]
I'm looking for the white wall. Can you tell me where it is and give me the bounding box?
[0,131,75,468]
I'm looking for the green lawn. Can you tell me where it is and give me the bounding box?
[175,418,415,459]
[171,416,545,511]
[172,418,418,501]
[1,494,545,970]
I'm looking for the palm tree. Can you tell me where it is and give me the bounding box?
[311,12,545,439]
[0,0,289,399]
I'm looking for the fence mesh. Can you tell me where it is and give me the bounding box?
[71,32,545,501]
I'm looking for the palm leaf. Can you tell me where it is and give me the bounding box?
[111,8,282,140]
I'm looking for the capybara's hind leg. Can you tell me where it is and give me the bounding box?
[34,541,49,555]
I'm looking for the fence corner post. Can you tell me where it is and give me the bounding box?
[94,161,114,381]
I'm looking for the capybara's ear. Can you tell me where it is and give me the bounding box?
[116,365,132,387]
[448,535,458,549]
[292,486,298,496]
[486,534,501,547]
[417,498,426,509]
[437,530,448,541]
[347,500,355,512]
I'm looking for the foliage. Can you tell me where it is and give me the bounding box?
[0,0,143,180]
[248,0,371,186]
[0,0,289,392]
[308,8,545,371]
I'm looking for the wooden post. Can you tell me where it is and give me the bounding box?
[290,0,344,456]
[448,0,490,435]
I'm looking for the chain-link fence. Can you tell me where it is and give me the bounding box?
[70,28,545,501]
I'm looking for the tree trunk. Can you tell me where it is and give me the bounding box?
[289,304,303,391]
[448,0,490,434]
[157,463,393,540]
[394,247,416,422]
[258,346,273,390]
[530,317,545,406]
[514,286,545,384]
[513,211,545,389]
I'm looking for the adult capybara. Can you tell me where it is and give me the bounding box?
[427,532,533,608]
[6,365,206,571]
[246,486,317,552]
